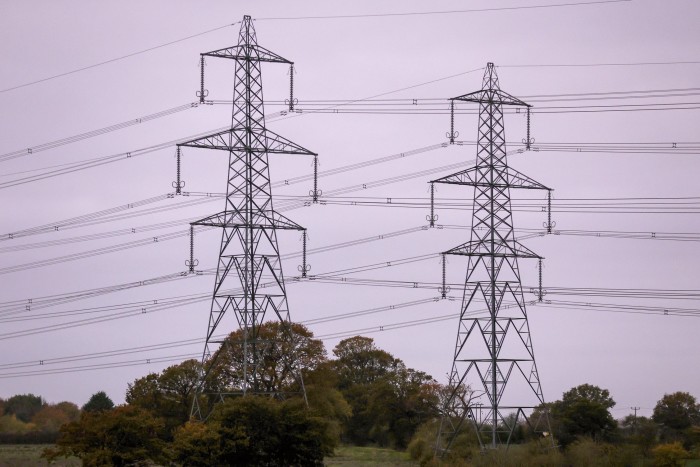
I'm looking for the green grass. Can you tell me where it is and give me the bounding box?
[0,445,79,467]
[325,445,418,466]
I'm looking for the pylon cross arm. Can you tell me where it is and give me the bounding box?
[444,239,542,259]
[203,44,292,64]
[192,209,304,231]
[431,166,550,191]
[178,127,316,156]
[263,128,317,156]
[450,89,530,107]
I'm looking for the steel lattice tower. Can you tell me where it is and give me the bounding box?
[178,16,316,419]
[434,63,552,452]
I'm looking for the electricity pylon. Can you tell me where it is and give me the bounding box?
[434,63,553,452]
[178,16,316,419]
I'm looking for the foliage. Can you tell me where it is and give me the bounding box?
[81,391,114,413]
[0,400,80,444]
[31,406,72,433]
[333,336,397,388]
[54,402,81,423]
[652,442,690,467]
[210,322,327,395]
[563,438,620,466]
[43,405,167,466]
[304,362,353,442]
[653,392,700,430]
[549,383,617,446]
[172,396,335,466]
[365,364,440,448]
[126,359,201,434]
[0,414,34,434]
[619,414,658,456]
[330,336,440,448]
[170,421,220,467]
[3,394,44,423]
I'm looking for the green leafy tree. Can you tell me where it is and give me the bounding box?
[3,393,44,422]
[332,336,397,388]
[549,384,617,446]
[653,392,700,430]
[43,405,167,466]
[82,391,115,412]
[330,336,440,448]
[172,396,335,466]
[126,359,201,433]
[304,362,352,441]
[653,391,700,449]
[619,414,658,456]
[330,337,398,445]
[366,364,440,448]
[211,322,327,395]
[171,421,220,467]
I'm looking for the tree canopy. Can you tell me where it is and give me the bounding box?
[44,405,167,466]
[549,383,617,446]
[210,321,326,395]
[126,359,201,434]
[172,396,335,467]
[3,393,44,423]
[82,391,115,413]
[653,391,700,430]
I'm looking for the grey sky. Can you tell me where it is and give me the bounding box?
[1,0,699,419]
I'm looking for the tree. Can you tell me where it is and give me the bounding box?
[82,391,115,412]
[43,405,167,466]
[303,362,352,442]
[619,414,658,456]
[210,322,326,395]
[32,405,71,433]
[172,396,335,466]
[549,384,617,446]
[332,336,397,388]
[31,401,80,433]
[3,393,44,423]
[653,392,700,431]
[329,336,440,448]
[365,364,440,448]
[126,359,201,433]
[55,401,81,422]
[171,421,220,467]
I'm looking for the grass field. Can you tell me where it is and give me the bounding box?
[0,444,414,466]
[325,445,418,466]
[0,445,79,467]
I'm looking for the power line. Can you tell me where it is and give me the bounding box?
[499,60,700,69]
[0,23,236,94]
[0,103,199,164]
[255,1,631,21]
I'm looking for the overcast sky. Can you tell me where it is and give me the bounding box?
[1,0,699,419]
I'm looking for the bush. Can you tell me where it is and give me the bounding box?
[652,442,690,467]
[172,396,336,466]
[43,405,167,466]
